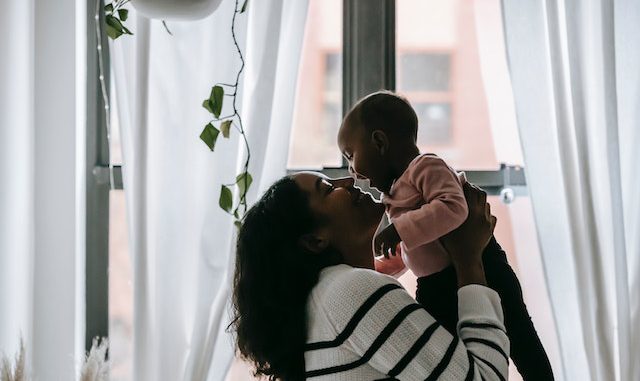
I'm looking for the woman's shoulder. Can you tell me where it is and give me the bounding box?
[319,264,399,288]
[310,264,402,311]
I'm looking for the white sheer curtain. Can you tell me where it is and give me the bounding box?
[110,0,309,379]
[0,0,85,379]
[501,1,640,380]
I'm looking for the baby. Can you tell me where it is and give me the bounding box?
[338,90,554,381]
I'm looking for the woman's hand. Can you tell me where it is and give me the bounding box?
[440,183,496,287]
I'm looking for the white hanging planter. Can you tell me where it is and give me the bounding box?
[131,0,223,21]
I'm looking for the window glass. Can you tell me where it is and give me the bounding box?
[287,0,343,169]
[109,78,123,166]
[413,102,451,144]
[324,53,341,92]
[397,0,523,169]
[398,53,451,92]
[109,191,133,381]
[108,79,132,381]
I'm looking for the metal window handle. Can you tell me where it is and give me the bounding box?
[499,163,516,204]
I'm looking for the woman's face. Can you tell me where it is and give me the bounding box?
[293,172,384,268]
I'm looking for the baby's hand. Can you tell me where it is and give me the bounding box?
[374,251,405,276]
[373,223,402,259]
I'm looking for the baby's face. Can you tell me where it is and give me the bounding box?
[337,119,392,193]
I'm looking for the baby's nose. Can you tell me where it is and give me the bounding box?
[348,166,365,180]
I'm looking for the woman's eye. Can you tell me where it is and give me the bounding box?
[324,182,335,195]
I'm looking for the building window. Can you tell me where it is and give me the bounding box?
[397,52,453,145]
[413,101,452,144]
[398,52,451,92]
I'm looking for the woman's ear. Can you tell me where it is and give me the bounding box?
[298,232,330,254]
[371,130,389,155]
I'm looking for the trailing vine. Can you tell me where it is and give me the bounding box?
[103,0,251,228]
[200,0,251,229]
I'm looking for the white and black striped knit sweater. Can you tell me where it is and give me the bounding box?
[304,265,509,380]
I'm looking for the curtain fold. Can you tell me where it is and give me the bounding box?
[1,0,84,379]
[0,0,35,363]
[111,0,309,379]
[502,0,640,380]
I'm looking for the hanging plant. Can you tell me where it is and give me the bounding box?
[101,0,251,228]
[200,0,250,229]
[104,0,174,38]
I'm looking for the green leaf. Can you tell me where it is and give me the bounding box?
[122,25,133,35]
[240,0,249,13]
[220,120,232,138]
[106,25,124,39]
[105,15,123,40]
[106,24,122,39]
[104,3,114,14]
[234,220,243,230]
[233,209,240,219]
[208,86,224,118]
[106,14,124,30]
[118,9,128,21]
[199,123,220,151]
[236,172,253,196]
[219,185,233,213]
[202,99,214,114]
[105,15,124,39]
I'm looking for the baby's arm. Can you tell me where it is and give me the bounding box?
[393,156,468,251]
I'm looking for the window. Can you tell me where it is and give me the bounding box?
[287,0,343,169]
[398,53,451,92]
[321,53,343,149]
[108,78,133,381]
[397,53,453,145]
[109,191,132,380]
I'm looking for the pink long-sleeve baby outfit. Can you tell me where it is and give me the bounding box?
[382,154,468,277]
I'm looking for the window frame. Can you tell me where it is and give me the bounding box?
[86,0,111,352]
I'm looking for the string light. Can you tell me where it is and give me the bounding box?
[95,0,115,190]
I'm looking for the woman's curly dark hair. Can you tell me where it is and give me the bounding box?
[230,176,341,380]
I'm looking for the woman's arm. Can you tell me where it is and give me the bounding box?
[440,182,495,287]
[306,269,508,380]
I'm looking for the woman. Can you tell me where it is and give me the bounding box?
[230,173,508,380]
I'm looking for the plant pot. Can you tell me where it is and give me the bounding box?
[131,0,223,21]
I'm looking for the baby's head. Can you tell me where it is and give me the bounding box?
[337,91,418,193]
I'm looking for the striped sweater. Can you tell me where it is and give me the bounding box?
[304,265,509,380]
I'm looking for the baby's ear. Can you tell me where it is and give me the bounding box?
[371,130,389,155]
